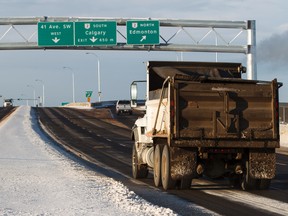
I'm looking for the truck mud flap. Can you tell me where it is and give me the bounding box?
[169,147,197,180]
[248,149,276,179]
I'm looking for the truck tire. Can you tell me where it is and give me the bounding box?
[228,174,241,188]
[161,145,175,190]
[179,177,192,190]
[241,161,258,190]
[132,144,148,179]
[241,151,274,190]
[258,179,271,190]
[154,144,162,187]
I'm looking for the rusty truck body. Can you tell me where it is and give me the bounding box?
[131,61,282,190]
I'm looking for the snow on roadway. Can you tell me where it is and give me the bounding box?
[0,106,215,216]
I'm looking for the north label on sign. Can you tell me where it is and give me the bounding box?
[126,20,160,45]
[75,21,117,46]
[38,22,74,46]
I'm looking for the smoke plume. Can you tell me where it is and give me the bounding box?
[257,31,288,66]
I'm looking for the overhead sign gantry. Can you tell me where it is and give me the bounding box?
[0,17,257,79]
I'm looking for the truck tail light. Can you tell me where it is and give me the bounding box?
[275,101,279,119]
[170,100,175,118]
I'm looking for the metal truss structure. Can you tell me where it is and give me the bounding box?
[0,17,257,79]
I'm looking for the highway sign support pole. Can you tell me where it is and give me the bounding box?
[247,20,257,80]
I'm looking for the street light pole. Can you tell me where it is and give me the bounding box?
[35,79,45,107]
[63,66,75,103]
[86,52,101,102]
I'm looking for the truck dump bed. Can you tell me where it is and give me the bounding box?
[147,61,280,148]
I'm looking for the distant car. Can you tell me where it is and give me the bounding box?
[116,100,132,115]
[3,99,13,107]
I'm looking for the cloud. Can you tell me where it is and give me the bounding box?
[257,30,288,67]
[277,23,288,32]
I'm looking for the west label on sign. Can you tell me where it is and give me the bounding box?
[75,21,117,46]
[126,20,160,45]
[38,22,74,46]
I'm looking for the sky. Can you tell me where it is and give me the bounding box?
[0,0,288,106]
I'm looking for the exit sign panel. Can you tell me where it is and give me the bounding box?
[126,20,160,45]
[38,22,74,46]
[75,21,117,46]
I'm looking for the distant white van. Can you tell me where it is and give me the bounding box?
[3,99,13,107]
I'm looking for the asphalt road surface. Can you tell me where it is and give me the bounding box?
[34,106,288,216]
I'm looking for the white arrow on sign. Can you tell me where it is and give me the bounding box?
[140,35,147,42]
[90,37,98,43]
[52,37,60,43]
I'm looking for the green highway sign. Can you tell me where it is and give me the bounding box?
[38,22,74,46]
[126,20,160,45]
[38,20,159,47]
[75,21,117,46]
[85,91,93,98]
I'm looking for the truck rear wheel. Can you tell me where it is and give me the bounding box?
[179,178,192,189]
[154,144,162,187]
[241,175,271,190]
[241,161,258,190]
[241,150,274,190]
[258,179,271,190]
[132,144,148,179]
[161,145,175,190]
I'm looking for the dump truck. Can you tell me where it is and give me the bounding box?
[131,61,282,190]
